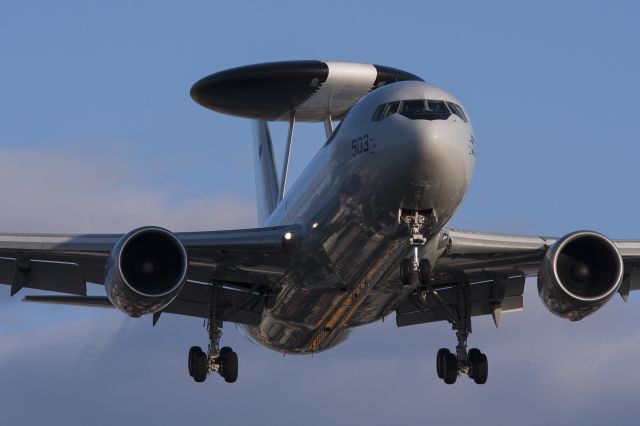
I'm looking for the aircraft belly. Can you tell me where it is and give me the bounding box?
[247,106,471,354]
[243,218,416,353]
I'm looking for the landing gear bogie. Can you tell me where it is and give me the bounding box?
[187,281,240,384]
[435,346,489,385]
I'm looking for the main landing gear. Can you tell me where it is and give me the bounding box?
[187,283,239,383]
[399,209,488,385]
[432,279,488,385]
[436,347,487,385]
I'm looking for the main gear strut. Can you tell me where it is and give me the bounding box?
[427,281,488,385]
[187,281,238,383]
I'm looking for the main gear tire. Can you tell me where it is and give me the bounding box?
[472,352,488,385]
[219,347,238,383]
[192,350,208,383]
[436,348,449,379]
[442,351,458,385]
[188,346,202,378]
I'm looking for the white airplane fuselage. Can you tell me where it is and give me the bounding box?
[242,81,476,353]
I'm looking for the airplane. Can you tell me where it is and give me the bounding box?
[2,60,639,385]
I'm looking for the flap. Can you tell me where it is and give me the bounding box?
[1,257,87,296]
[396,275,525,327]
[22,280,267,326]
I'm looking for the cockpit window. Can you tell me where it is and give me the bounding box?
[372,104,385,121]
[400,100,427,116]
[382,101,400,119]
[372,99,455,121]
[427,101,450,118]
[399,99,451,120]
[446,101,468,122]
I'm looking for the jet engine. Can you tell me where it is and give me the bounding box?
[105,227,188,317]
[537,231,623,321]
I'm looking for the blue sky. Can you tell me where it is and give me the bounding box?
[1,1,640,424]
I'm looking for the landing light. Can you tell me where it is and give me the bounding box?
[312,222,319,229]
[284,232,293,240]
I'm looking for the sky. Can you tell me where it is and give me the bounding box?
[1,0,640,424]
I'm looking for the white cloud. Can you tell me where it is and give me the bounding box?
[0,148,256,233]
[2,282,640,425]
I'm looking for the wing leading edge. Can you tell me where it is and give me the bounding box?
[395,228,640,328]
[0,225,300,324]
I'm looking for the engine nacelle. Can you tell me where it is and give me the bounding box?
[105,226,188,317]
[538,231,623,321]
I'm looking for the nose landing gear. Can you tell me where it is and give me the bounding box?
[399,209,432,285]
[187,282,239,384]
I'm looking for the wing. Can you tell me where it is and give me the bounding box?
[0,225,299,326]
[395,228,640,328]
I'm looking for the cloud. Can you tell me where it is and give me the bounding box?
[2,280,640,425]
[0,148,256,233]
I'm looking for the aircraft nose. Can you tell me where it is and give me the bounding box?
[398,119,474,213]
[413,121,463,170]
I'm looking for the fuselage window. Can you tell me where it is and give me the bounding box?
[446,101,468,123]
[382,101,400,119]
[372,104,385,121]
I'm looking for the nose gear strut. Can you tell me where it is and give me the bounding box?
[398,209,432,285]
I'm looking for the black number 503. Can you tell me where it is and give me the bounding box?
[351,134,369,157]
